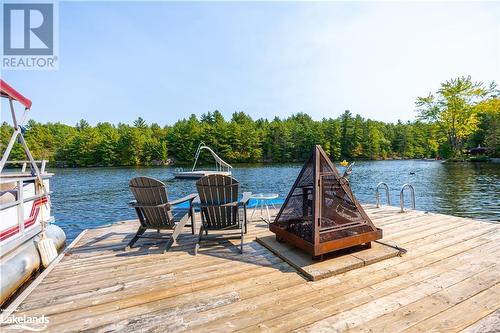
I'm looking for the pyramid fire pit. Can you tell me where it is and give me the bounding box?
[270,145,383,258]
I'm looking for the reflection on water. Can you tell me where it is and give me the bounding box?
[49,160,500,241]
[432,163,500,221]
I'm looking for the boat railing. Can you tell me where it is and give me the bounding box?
[0,188,52,211]
[2,160,48,174]
[375,182,391,208]
[0,160,51,217]
[400,184,416,213]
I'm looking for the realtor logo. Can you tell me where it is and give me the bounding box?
[2,2,58,70]
[4,3,53,55]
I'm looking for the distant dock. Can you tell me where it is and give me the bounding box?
[173,170,231,179]
[3,205,499,332]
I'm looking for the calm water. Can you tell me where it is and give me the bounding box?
[49,160,500,241]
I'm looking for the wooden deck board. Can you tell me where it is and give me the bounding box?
[5,205,500,332]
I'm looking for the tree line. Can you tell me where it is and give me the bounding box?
[1,76,498,167]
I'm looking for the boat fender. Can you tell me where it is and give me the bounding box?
[35,179,57,267]
[37,233,57,268]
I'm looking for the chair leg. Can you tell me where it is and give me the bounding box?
[194,224,204,256]
[240,227,244,254]
[243,205,248,234]
[125,226,146,250]
[162,216,189,254]
[190,206,196,235]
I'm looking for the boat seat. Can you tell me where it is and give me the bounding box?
[0,181,35,204]
[0,190,17,204]
[0,182,17,191]
[0,182,35,203]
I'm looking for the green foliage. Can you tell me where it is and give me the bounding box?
[1,76,497,166]
[1,113,449,167]
[473,97,500,157]
[416,76,498,158]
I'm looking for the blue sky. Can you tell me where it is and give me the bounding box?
[2,1,499,126]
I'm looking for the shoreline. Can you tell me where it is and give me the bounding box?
[39,158,449,169]
[40,158,500,169]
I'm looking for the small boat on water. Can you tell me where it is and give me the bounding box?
[0,80,66,306]
[174,142,232,179]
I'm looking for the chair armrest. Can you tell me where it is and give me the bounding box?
[169,193,198,206]
[239,192,252,206]
[128,200,169,208]
[199,202,239,208]
[191,196,201,207]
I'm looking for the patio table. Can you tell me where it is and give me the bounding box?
[250,193,278,223]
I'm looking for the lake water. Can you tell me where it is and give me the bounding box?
[49,160,500,241]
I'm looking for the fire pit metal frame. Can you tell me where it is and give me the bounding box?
[270,145,383,257]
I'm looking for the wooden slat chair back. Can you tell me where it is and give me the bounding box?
[196,175,239,230]
[129,177,174,229]
[127,176,196,253]
[195,175,250,254]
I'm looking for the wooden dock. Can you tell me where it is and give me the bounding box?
[5,205,500,332]
[173,170,232,179]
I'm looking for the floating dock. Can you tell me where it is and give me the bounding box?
[3,205,499,332]
[173,170,231,179]
[173,143,233,179]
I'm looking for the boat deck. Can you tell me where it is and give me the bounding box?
[7,205,500,332]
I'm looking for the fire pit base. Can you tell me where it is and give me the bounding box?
[270,223,383,257]
[256,234,399,281]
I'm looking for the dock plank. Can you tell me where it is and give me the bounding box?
[233,240,500,333]
[347,265,500,332]
[4,205,499,332]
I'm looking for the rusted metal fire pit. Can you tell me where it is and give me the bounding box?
[270,145,382,258]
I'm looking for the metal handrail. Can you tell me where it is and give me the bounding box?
[375,182,390,208]
[400,184,416,212]
[3,160,48,174]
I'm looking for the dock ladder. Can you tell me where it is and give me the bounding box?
[375,182,391,208]
[399,184,416,213]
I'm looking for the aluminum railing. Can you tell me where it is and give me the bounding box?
[400,184,416,213]
[4,160,47,174]
[375,182,391,208]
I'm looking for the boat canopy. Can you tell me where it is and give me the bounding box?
[0,80,40,177]
[0,80,32,110]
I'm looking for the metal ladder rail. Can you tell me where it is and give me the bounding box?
[400,184,416,212]
[375,182,391,208]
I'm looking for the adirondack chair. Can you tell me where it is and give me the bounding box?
[195,174,251,254]
[127,177,197,253]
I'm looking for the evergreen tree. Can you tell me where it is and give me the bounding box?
[4,77,497,167]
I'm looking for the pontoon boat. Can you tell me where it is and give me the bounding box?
[0,80,66,306]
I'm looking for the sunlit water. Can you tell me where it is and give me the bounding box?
[49,160,500,241]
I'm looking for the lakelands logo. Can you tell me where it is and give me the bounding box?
[2,1,58,70]
[1,314,49,331]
